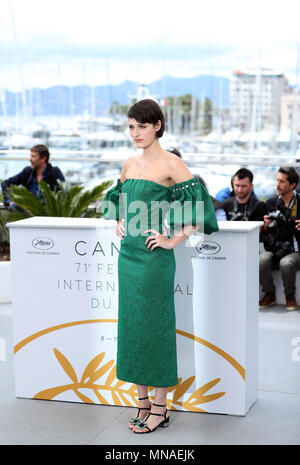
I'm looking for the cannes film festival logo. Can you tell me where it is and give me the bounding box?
[196,241,221,255]
[32,237,54,250]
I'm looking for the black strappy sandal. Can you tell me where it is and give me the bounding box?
[128,396,151,430]
[132,403,169,434]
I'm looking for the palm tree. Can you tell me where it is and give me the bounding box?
[8,179,112,218]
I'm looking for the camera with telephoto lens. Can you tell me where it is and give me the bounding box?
[228,211,248,221]
[263,209,296,262]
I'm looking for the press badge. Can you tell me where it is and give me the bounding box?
[291,197,298,251]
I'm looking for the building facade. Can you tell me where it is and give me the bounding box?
[281,93,300,133]
[230,69,290,131]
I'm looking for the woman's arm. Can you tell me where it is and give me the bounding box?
[116,157,135,239]
[120,156,135,183]
[168,224,198,248]
[167,156,198,247]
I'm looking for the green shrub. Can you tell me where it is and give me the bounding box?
[0,179,113,259]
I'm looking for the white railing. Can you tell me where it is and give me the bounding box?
[0,149,299,166]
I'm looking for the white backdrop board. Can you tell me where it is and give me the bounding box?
[8,217,262,415]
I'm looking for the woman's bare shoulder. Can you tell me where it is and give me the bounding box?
[164,151,193,183]
[120,156,137,182]
[124,155,137,167]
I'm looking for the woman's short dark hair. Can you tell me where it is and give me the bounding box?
[30,144,50,163]
[278,166,299,186]
[127,99,165,138]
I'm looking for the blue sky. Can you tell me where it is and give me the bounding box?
[1,0,300,91]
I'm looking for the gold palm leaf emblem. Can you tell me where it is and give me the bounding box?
[34,349,225,411]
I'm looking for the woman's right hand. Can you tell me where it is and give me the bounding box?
[116,218,126,240]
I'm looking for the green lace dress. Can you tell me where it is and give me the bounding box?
[101,177,219,387]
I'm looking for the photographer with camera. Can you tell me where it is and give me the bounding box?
[259,167,300,311]
[221,168,267,222]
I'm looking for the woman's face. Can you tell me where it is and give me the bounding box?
[128,118,161,149]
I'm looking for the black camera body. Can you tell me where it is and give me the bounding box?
[263,209,296,262]
[267,210,290,229]
[228,211,248,221]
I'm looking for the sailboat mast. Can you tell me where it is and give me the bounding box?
[249,49,262,154]
[106,56,112,112]
[8,0,28,120]
[291,43,300,154]
[0,87,7,119]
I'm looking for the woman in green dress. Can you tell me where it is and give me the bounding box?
[102,99,219,434]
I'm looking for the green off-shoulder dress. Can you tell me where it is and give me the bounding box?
[101,177,219,387]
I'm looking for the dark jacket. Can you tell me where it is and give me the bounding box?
[222,192,267,221]
[211,196,222,211]
[261,193,300,252]
[1,163,65,206]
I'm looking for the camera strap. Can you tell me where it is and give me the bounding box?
[277,192,297,212]
[277,193,298,252]
[291,195,299,251]
[233,194,257,218]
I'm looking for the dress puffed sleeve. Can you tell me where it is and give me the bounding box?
[101,178,123,221]
[167,177,219,234]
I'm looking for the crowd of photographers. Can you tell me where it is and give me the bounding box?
[215,166,300,312]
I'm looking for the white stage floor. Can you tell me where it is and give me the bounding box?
[0,302,299,445]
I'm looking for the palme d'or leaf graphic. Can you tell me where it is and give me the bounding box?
[118,392,134,407]
[86,359,115,384]
[34,385,74,400]
[73,388,94,404]
[80,352,105,383]
[162,377,226,412]
[54,348,78,383]
[34,349,136,405]
[183,378,225,410]
[94,389,109,404]
[34,349,225,412]
[79,351,114,384]
[104,364,116,387]
[187,377,224,404]
[111,390,121,406]
[115,379,127,388]
[172,376,195,402]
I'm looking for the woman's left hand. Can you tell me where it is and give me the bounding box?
[144,227,173,250]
